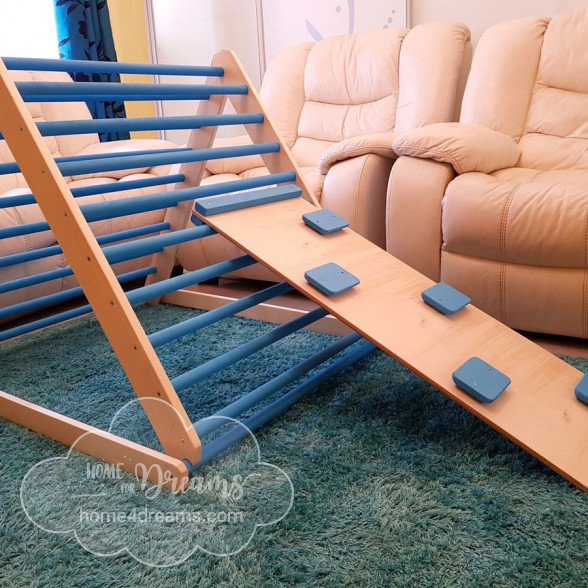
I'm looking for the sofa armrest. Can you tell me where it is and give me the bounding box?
[392,123,521,174]
[319,132,396,174]
[321,153,394,249]
[386,156,455,281]
[71,138,178,180]
[205,135,266,175]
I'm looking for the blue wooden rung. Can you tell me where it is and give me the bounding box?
[304,263,359,296]
[195,184,301,216]
[171,307,328,392]
[302,209,349,235]
[11,113,264,139]
[191,341,376,472]
[422,282,471,315]
[16,81,248,102]
[574,373,588,406]
[3,56,225,77]
[452,357,510,403]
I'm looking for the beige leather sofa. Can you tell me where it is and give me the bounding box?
[177,23,472,280]
[388,9,588,338]
[0,70,177,314]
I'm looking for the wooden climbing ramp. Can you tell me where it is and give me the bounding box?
[0,51,586,492]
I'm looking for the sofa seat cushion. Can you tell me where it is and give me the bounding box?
[0,172,170,314]
[441,168,588,269]
[0,174,171,260]
[440,253,587,337]
[0,249,154,314]
[70,139,178,180]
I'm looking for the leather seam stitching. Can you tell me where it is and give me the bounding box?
[584,213,588,338]
[439,164,453,278]
[499,185,520,324]
[528,170,544,183]
[354,155,369,232]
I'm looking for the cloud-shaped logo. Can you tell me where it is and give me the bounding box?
[20,399,294,567]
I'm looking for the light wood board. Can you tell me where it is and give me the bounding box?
[196,196,588,490]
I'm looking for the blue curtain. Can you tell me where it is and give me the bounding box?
[53,0,129,142]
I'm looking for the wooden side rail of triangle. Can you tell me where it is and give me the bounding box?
[0,51,321,483]
[0,391,190,490]
[0,62,203,484]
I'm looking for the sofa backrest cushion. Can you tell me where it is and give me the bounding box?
[460,17,548,139]
[460,9,588,170]
[519,9,588,169]
[260,22,471,168]
[299,29,406,139]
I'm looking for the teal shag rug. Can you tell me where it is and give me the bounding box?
[1,303,587,587]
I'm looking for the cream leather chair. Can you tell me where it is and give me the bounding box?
[177,23,472,281]
[388,9,588,338]
[0,70,177,312]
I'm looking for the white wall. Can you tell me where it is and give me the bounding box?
[150,0,407,77]
[410,0,588,44]
[261,0,407,63]
[150,0,261,83]
[0,1,58,59]
[149,0,262,143]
